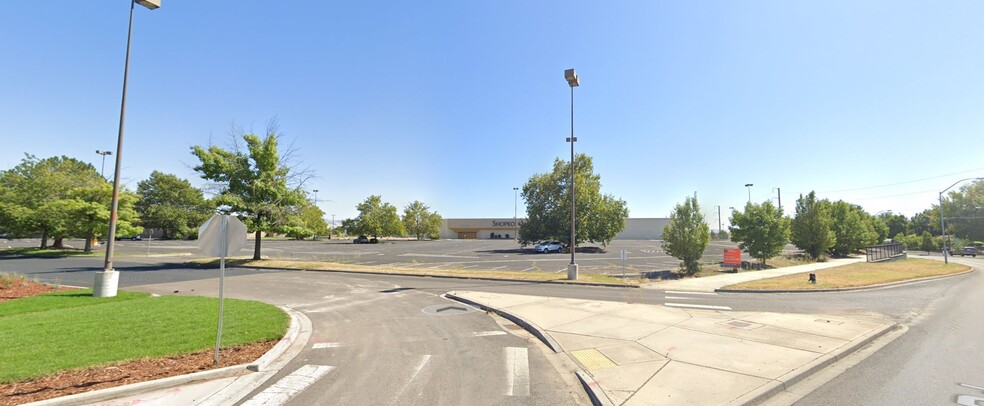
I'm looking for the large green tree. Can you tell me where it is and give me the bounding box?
[402,200,443,240]
[191,129,308,259]
[67,183,142,252]
[284,199,328,240]
[0,155,106,248]
[790,192,836,260]
[519,154,628,247]
[729,201,790,266]
[828,201,875,256]
[351,195,404,238]
[136,171,212,239]
[942,180,984,242]
[661,195,710,275]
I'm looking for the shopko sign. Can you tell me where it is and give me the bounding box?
[492,220,525,227]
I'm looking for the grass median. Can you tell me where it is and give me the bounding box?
[722,258,971,291]
[0,289,288,384]
[189,258,637,286]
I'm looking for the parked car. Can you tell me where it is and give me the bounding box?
[353,235,370,244]
[534,241,565,253]
[962,246,977,257]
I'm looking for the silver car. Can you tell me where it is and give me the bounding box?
[534,241,565,253]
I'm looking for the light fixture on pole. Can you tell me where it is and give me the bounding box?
[744,183,754,204]
[513,187,519,241]
[939,177,984,264]
[95,150,113,179]
[564,68,579,280]
[95,0,162,298]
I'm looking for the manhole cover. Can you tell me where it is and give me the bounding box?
[421,304,476,315]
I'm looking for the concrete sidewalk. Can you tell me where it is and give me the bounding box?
[646,257,866,292]
[449,290,894,406]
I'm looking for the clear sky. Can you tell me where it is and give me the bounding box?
[3,1,983,228]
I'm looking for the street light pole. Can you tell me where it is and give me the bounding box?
[745,183,753,204]
[95,150,113,178]
[564,68,579,280]
[313,189,319,239]
[96,0,161,298]
[716,205,722,237]
[939,177,984,264]
[330,214,335,239]
[513,187,519,241]
[774,187,781,211]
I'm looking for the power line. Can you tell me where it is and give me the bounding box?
[817,167,984,193]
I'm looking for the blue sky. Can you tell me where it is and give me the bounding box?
[3,1,983,228]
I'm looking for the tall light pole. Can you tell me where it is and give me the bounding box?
[513,187,519,241]
[716,205,722,236]
[96,0,162,298]
[773,187,781,211]
[939,177,984,264]
[312,189,319,239]
[330,214,335,239]
[95,150,113,178]
[564,68,579,280]
[744,184,754,204]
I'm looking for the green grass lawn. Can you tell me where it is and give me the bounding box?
[0,248,100,257]
[0,289,288,383]
[723,258,971,291]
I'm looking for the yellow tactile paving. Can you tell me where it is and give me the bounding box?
[570,348,617,370]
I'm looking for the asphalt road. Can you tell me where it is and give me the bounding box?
[1,253,980,405]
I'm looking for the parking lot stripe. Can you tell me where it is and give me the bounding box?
[521,267,535,272]
[664,303,732,310]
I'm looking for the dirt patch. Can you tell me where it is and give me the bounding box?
[0,341,275,405]
[0,275,279,405]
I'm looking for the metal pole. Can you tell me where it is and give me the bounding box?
[513,187,519,241]
[717,205,722,236]
[97,0,137,297]
[330,214,335,239]
[776,188,781,211]
[569,85,576,271]
[940,191,947,264]
[214,215,228,365]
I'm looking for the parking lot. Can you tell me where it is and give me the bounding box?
[4,237,747,276]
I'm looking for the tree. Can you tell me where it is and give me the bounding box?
[790,192,835,261]
[661,195,710,275]
[402,200,443,240]
[0,155,105,248]
[943,180,984,242]
[351,195,404,238]
[920,231,937,254]
[136,171,212,239]
[909,210,935,236]
[729,201,790,266]
[284,200,328,240]
[882,213,909,239]
[829,201,874,256]
[191,126,308,260]
[67,183,142,252]
[519,154,628,247]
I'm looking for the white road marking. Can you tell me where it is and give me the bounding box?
[665,290,718,295]
[521,267,535,272]
[960,383,984,391]
[312,342,342,349]
[359,261,377,265]
[401,253,479,259]
[504,347,530,396]
[241,364,334,406]
[664,296,700,300]
[488,265,507,270]
[664,303,732,310]
[391,355,432,402]
[469,331,508,337]
[462,265,479,269]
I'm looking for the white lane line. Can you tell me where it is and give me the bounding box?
[401,253,479,259]
[241,364,334,406]
[391,354,432,402]
[312,342,342,349]
[665,291,718,296]
[462,264,479,269]
[488,265,507,270]
[521,267,535,272]
[504,347,530,396]
[469,331,508,337]
[664,303,732,311]
[960,383,984,391]
[359,261,378,265]
[664,296,700,300]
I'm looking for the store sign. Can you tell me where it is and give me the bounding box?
[723,248,741,266]
[492,220,525,228]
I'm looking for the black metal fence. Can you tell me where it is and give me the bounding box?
[866,242,905,263]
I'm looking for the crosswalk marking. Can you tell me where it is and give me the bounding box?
[391,355,432,402]
[312,342,342,349]
[241,364,334,406]
[664,303,732,310]
[469,331,508,337]
[504,347,530,396]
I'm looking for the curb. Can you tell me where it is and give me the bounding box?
[446,292,617,406]
[731,322,899,405]
[23,306,307,406]
[232,263,640,289]
[445,292,563,353]
[715,268,976,294]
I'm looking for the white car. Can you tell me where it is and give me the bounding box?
[534,241,565,253]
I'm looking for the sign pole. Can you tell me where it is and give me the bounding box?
[214,215,228,366]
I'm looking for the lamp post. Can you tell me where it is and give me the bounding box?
[773,187,781,211]
[312,190,319,239]
[513,187,519,241]
[95,150,113,178]
[564,68,579,280]
[744,184,753,204]
[96,0,162,298]
[939,177,984,264]
[716,205,722,237]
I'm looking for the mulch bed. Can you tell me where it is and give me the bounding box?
[0,274,277,405]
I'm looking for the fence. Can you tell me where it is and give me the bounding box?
[866,242,906,263]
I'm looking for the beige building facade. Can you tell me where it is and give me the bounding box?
[438,218,670,240]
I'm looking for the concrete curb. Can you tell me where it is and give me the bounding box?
[716,268,976,294]
[575,370,616,406]
[731,322,899,405]
[234,263,640,289]
[23,306,307,406]
[445,292,564,353]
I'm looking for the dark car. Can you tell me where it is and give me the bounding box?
[962,246,977,257]
[353,235,370,244]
